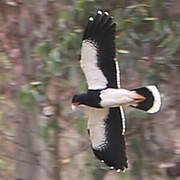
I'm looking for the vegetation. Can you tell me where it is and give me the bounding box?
[0,0,180,179]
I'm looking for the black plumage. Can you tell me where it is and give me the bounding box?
[83,11,117,88]
[72,10,161,172]
[76,10,128,171]
[93,107,128,170]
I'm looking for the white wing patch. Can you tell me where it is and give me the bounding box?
[88,108,109,149]
[80,40,108,89]
[114,58,126,135]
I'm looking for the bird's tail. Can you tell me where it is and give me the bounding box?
[131,85,161,113]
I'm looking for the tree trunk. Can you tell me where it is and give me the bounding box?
[0,1,60,179]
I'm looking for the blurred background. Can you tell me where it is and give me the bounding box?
[0,0,180,179]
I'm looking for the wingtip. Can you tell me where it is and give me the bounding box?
[97,10,109,16]
[104,11,109,16]
[97,10,103,15]
[89,17,94,21]
[116,169,121,173]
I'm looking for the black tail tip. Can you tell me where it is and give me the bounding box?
[132,85,161,114]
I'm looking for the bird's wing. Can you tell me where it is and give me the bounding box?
[82,10,127,171]
[88,107,128,171]
[80,10,118,90]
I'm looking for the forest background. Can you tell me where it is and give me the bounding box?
[0,0,180,179]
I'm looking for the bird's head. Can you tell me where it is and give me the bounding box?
[72,94,82,110]
[72,92,101,110]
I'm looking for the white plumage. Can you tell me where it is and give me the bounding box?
[146,85,161,113]
[88,108,109,149]
[81,40,108,89]
[100,88,142,107]
[72,10,161,171]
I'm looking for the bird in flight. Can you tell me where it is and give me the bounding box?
[72,10,161,172]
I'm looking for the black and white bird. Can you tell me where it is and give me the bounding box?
[72,10,161,172]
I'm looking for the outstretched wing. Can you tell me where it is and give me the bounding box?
[88,107,128,171]
[80,10,118,90]
[82,11,128,171]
